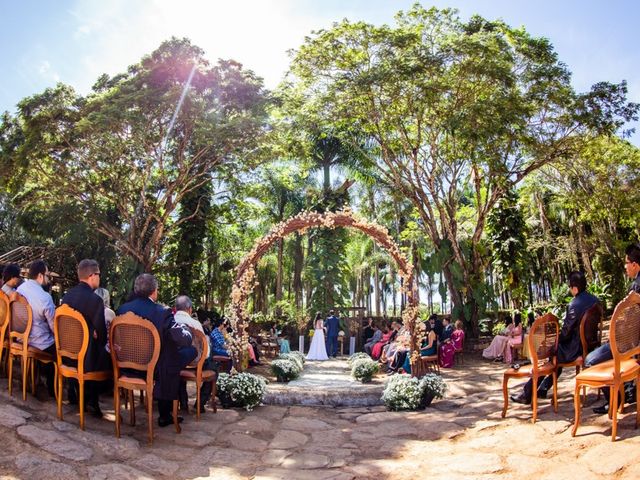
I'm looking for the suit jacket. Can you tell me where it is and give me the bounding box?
[558,290,600,363]
[630,273,640,294]
[61,282,110,372]
[116,296,192,400]
[325,315,340,338]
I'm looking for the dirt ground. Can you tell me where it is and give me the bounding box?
[0,353,639,479]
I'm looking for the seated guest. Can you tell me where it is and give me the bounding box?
[511,271,599,405]
[2,263,23,296]
[451,320,465,352]
[440,317,454,342]
[401,321,437,374]
[174,295,212,413]
[362,317,374,346]
[277,326,291,354]
[16,260,56,398]
[439,318,456,368]
[116,274,196,427]
[210,318,230,357]
[371,324,393,360]
[61,259,111,417]
[94,287,115,353]
[364,323,381,355]
[385,330,411,374]
[430,314,444,340]
[482,314,521,363]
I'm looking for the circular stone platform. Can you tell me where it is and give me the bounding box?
[262,357,386,407]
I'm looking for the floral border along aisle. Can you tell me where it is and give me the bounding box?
[228,209,420,371]
[271,351,306,382]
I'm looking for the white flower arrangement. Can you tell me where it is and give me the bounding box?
[348,352,371,366]
[216,372,267,411]
[276,352,305,372]
[351,358,379,383]
[381,373,447,411]
[271,358,301,382]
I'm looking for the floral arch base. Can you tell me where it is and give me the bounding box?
[228,208,420,372]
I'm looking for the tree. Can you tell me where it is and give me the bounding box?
[287,5,638,334]
[0,38,269,272]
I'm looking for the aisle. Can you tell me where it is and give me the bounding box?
[263,356,386,407]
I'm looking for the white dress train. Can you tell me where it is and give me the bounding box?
[306,321,329,360]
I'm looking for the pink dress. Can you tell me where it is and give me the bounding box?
[483,324,522,363]
[451,330,465,351]
[371,332,393,359]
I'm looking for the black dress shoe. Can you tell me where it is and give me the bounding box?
[158,416,184,427]
[85,402,103,419]
[592,403,609,415]
[510,393,531,405]
[193,401,206,414]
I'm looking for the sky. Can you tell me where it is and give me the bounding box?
[1,0,639,143]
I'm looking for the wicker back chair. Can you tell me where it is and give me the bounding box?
[180,328,217,419]
[0,291,9,370]
[54,305,112,430]
[502,313,559,423]
[109,312,163,444]
[7,293,57,401]
[572,292,640,441]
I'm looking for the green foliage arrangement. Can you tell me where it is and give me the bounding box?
[381,374,447,411]
[351,358,379,383]
[216,372,267,411]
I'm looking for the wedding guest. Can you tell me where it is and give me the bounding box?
[451,320,465,353]
[116,274,196,427]
[371,324,393,360]
[16,260,56,398]
[482,314,522,363]
[362,318,375,346]
[364,323,382,355]
[2,263,23,296]
[210,318,230,357]
[401,321,437,374]
[61,259,110,417]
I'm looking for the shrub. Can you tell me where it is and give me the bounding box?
[217,372,267,411]
[381,374,447,411]
[351,358,379,383]
[348,352,370,366]
[279,351,305,369]
[271,358,301,382]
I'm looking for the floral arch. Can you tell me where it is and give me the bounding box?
[227,209,420,371]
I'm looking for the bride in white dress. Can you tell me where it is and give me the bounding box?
[306,312,329,361]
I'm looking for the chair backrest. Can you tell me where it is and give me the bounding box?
[580,302,603,357]
[0,290,9,333]
[609,292,640,370]
[187,328,209,370]
[9,294,33,351]
[109,312,160,385]
[527,312,559,368]
[54,304,89,373]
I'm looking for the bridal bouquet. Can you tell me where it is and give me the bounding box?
[217,372,267,411]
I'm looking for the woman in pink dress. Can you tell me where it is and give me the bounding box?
[371,324,393,360]
[482,313,522,363]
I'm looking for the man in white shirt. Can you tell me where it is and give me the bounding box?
[174,295,211,413]
[16,260,56,397]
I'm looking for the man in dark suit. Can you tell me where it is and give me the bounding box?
[61,259,110,417]
[325,310,340,358]
[116,274,196,427]
[511,271,599,404]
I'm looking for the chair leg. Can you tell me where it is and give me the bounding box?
[30,359,36,395]
[147,387,154,445]
[636,379,640,429]
[57,374,64,420]
[552,371,558,413]
[572,381,582,437]
[532,375,538,424]
[211,378,217,413]
[128,389,136,426]
[8,353,13,396]
[611,384,619,441]
[114,386,121,439]
[79,379,85,431]
[196,381,201,421]
[173,400,181,434]
[22,357,28,401]
[501,376,509,418]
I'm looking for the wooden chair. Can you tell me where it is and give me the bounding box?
[180,329,217,420]
[110,312,177,444]
[557,303,603,404]
[7,294,58,401]
[502,313,559,423]
[0,291,9,371]
[54,305,112,430]
[572,292,640,441]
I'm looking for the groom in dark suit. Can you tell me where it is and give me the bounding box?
[325,310,340,358]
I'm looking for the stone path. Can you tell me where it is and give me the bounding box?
[263,358,385,407]
[1,354,640,479]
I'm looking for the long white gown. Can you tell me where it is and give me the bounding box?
[306,320,329,360]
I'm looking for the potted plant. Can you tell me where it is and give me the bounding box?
[216,372,267,411]
[418,373,447,408]
[270,358,301,382]
[351,358,379,383]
